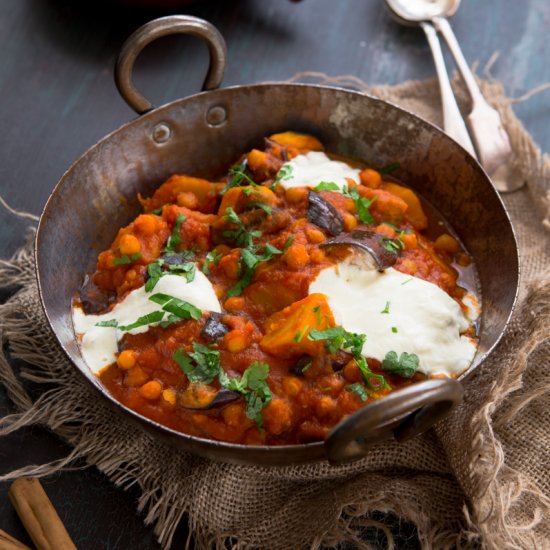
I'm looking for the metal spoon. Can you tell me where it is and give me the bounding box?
[385,0,520,192]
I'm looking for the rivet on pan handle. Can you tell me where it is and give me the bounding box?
[325,378,463,464]
[115,15,227,115]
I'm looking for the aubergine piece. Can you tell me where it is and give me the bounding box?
[307,191,344,236]
[201,312,230,342]
[79,275,116,315]
[180,385,240,410]
[159,252,192,267]
[290,355,313,377]
[321,230,401,271]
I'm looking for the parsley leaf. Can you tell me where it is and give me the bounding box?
[347,382,368,401]
[381,351,419,378]
[247,202,273,215]
[222,207,262,248]
[95,319,118,328]
[149,293,202,320]
[220,164,257,196]
[391,327,398,333]
[219,361,272,428]
[313,181,340,192]
[381,301,390,314]
[118,311,165,332]
[173,343,220,384]
[113,252,142,266]
[165,214,186,252]
[272,164,293,188]
[343,186,376,225]
[202,249,223,275]
[145,262,163,292]
[227,243,282,297]
[381,237,404,254]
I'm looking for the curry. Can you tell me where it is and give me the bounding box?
[73,131,478,445]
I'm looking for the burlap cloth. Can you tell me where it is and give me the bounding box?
[1,71,549,549]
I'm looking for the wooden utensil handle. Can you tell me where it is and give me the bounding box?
[8,478,76,550]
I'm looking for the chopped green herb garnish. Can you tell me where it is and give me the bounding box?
[222,207,262,249]
[343,186,376,225]
[347,382,368,401]
[379,161,401,175]
[381,221,400,232]
[381,237,403,254]
[166,261,196,283]
[391,327,398,333]
[145,262,163,292]
[247,202,273,215]
[322,386,332,392]
[165,214,186,252]
[173,343,220,384]
[149,293,202,320]
[381,301,390,314]
[313,181,340,192]
[95,319,118,328]
[219,362,272,429]
[401,278,413,285]
[381,351,419,378]
[272,164,293,189]
[293,324,310,343]
[356,357,391,391]
[151,206,164,215]
[118,311,165,332]
[202,249,223,275]
[227,242,282,297]
[220,164,257,196]
[113,252,142,266]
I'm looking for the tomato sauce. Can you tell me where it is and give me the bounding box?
[78,131,476,445]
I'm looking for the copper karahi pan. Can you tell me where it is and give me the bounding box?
[35,16,519,465]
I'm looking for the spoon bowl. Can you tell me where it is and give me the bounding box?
[386,0,459,22]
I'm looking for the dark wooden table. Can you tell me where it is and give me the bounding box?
[1,0,549,547]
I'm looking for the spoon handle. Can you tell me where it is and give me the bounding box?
[432,16,513,179]
[420,22,476,157]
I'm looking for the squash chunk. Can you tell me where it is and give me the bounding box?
[269,132,324,153]
[260,294,335,357]
[381,182,428,230]
[140,175,222,214]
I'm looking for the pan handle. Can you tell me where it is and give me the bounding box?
[115,15,227,115]
[324,378,463,464]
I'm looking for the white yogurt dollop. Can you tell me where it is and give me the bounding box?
[309,258,477,377]
[73,272,221,374]
[279,151,360,191]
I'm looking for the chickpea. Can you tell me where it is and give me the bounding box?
[119,234,141,256]
[117,350,137,370]
[162,389,177,407]
[124,366,148,387]
[225,331,248,353]
[305,228,326,244]
[224,296,246,312]
[283,243,310,269]
[343,214,358,232]
[282,376,303,397]
[285,187,308,204]
[139,380,163,400]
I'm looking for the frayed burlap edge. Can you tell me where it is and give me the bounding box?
[1,72,549,549]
